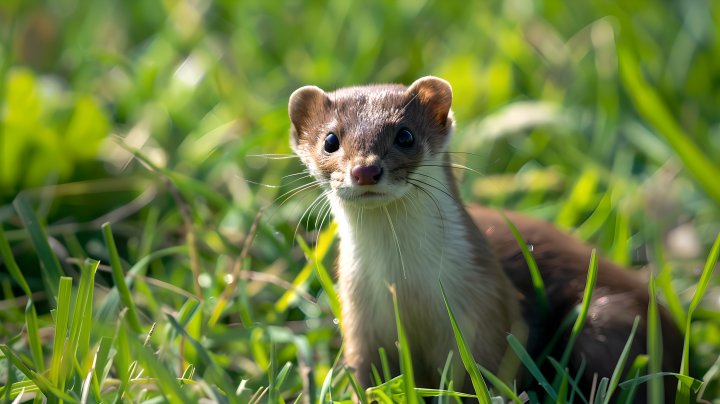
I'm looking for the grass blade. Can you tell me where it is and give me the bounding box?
[677,231,720,403]
[623,370,640,404]
[165,313,238,404]
[134,340,190,404]
[12,195,64,303]
[601,315,640,404]
[568,356,585,404]
[556,250,598,376]
[391,284,421,404]
[506,334,557,401]
[102,222,143,333]
[647,270,664,404]
[50,277,73,386]
[617,42,720,203]
[592,378,608,404]
[0,345,58,404]
[474,361,524,404]
[0,226,31,297]
[499,211,549,318]
[556,368,568,404]
[535,305,580,368]
[60,259,99,391]
[296,230,341,322]
[439,278,492,404]
[345,366,368,404]
[615,355,647,404]
[617,372,702,391]
[319,367,334,404]
[0,226,46,373]
[546,358,587,404]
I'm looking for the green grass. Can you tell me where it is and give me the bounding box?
[3,1,720,403]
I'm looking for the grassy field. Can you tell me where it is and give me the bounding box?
[2,1,720,403]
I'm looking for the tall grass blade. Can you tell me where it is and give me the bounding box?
[319,368,334,404]
[60,259,99,391]
[102,222,143,333]
[557,250,598,372]
[391,285,421,404]
[296,232,341,322]
[346,367,368,404]
[95,245,186,324]
[617,43,720,203]
[556,368,568,404]
[624,370,640,404]
[439,278,492,404]
[0,345,58,404]
[12,195,64,304]
[546,358,587,404]
[0,226,31,297]
[649,231,685,329]
[499,211,549,318]
[134,339,190,404]
[0,226,45,373]
[474,361,523,404]
[506,334,557,401]
[50,277,72,387]
[615,355,647,404]
[165,313,238,404]
[647,271,664,404]
[592,378,607,404]
[568,356,586,404]
[677,231,720,403]
[600,315,639,403]
[617,373,702,391]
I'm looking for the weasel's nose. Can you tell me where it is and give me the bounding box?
[351,165,382,186]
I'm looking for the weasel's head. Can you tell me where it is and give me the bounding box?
[288,76,454,209]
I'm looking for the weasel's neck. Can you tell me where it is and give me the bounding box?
[332,163,508,310]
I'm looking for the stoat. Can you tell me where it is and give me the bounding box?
[287,77,682,401]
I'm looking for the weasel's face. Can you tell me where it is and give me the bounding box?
[287,77,454,209]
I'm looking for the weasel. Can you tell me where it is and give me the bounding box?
[287,77,682,401]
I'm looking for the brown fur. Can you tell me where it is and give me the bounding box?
[469,207,682,402]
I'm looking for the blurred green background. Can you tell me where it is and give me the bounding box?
[2,0,720,402]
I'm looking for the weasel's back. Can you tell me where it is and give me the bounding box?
[468,205,683,402]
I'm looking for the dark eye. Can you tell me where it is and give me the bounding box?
[394,128,414,148]
[324,133,340,153]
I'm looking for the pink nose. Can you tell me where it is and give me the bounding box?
[351,165,382,186]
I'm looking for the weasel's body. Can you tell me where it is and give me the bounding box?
[287,77,682,401]
[333,163,518,388]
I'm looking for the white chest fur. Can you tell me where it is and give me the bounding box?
[330,165,517,385]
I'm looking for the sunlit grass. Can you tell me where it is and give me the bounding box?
[3,0,720,403]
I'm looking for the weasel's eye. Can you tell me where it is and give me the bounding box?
[324,133,340,153]
[394,128,414,148]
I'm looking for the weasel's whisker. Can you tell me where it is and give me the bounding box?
[414,164,500,191]
[314,199,332,232]
[294,189,331,244]
[409,182,446,271]
[247,154,301,160]
[383,205,406,279]
[240,174,313,188]
[407,177,465,211]
[282,170,311,179]
[252,180,327,246]
[314,198,335,264]
[409,172,459,205]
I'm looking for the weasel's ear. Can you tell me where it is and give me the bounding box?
[288,85,327,152]
[406,76,453,127]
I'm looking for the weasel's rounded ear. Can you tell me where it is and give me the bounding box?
[406,76,453,127]
[288,85,327,151]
